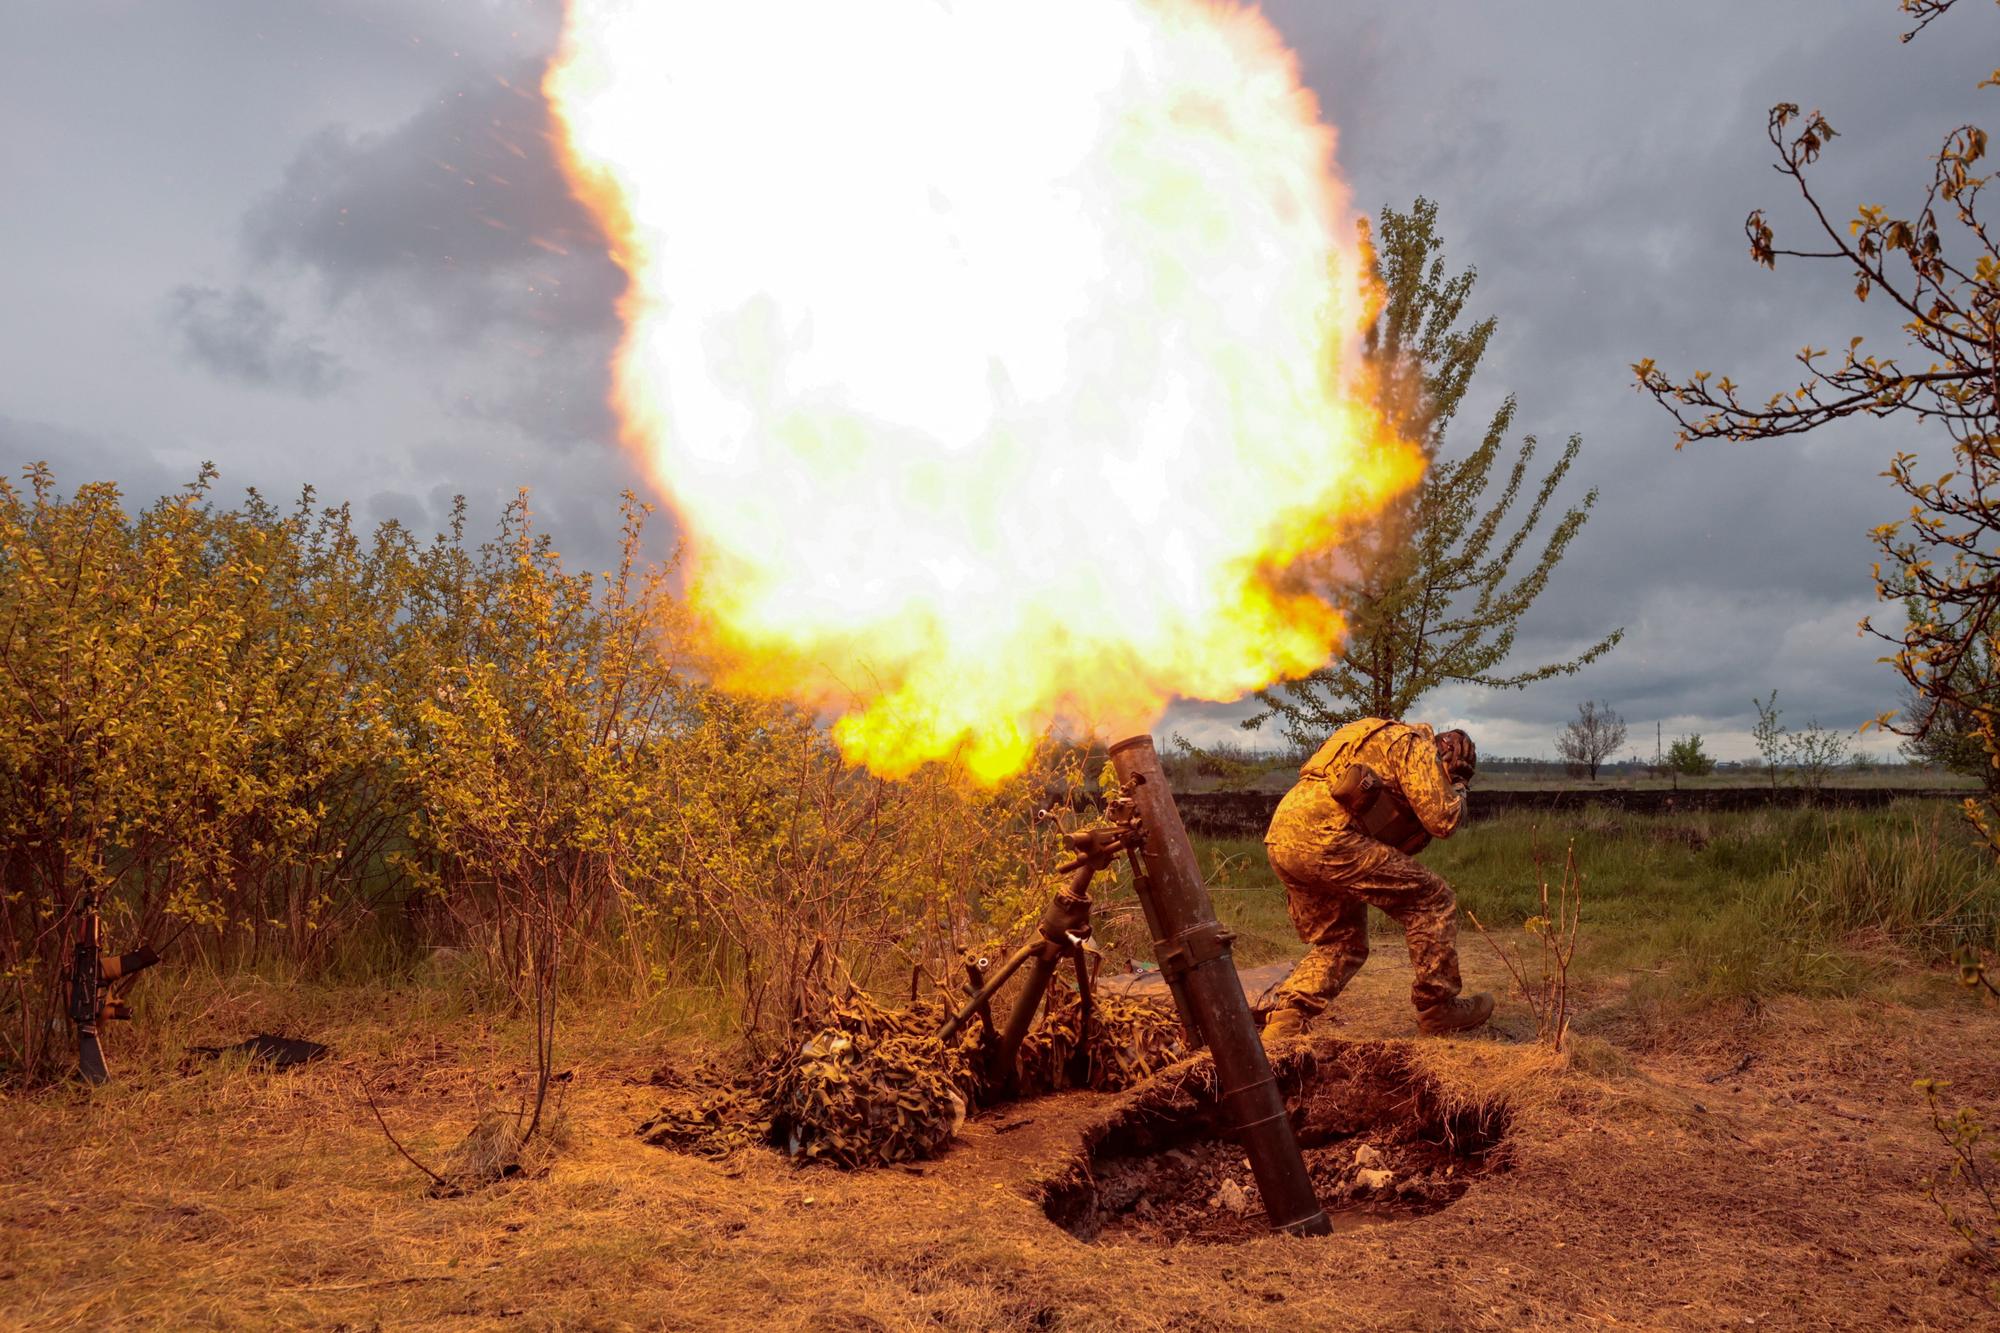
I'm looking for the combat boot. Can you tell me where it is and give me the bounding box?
[1415,992,1494,1036]
[1260,1006,1312,1047]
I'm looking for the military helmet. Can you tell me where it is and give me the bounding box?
[1434,728,1477,782]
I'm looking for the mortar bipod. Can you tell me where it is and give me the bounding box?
[935,807,1144,1089]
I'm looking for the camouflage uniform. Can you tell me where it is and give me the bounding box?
[1262,718,1469,1017]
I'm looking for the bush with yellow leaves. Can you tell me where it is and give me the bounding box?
[0,464,1080,1085]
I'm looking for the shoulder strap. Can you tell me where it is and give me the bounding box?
[1304,718,1401,779]
[1357,718,1400,750]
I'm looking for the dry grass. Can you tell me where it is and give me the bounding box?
[2,945,1997,1330]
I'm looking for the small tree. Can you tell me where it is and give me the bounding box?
[1752,690,1788,790]
[1913,1077,1999,1292]
[1902,680,1991,776]
[409,491,684,1149]
[1248,199,1622,746]
[1465,839,1582,1051]
[1790,718,1855,793]
[1553,699,1627,781]
[1666,734,1716,783]
[1899,621,1998,784]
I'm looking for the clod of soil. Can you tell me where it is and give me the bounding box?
[1041,1039,1509,1244]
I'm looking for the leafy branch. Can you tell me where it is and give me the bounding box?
[1914,1077,2000,1288]
[1632,0,2000,853]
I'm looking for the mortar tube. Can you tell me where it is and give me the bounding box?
[1108,734,1331,1237]
[1120,848,1204,1045]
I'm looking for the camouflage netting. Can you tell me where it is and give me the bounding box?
[639,983,1189,1169]
[640,992,982,1168]
[637,1083,767,1161]
[1015,980,1189,1095]
[769,1028,966,1166]
[767,994,984,1166]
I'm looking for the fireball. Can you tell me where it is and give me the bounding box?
[546,0,1419,781]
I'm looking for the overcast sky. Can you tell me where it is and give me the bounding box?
[3,1,1984,761]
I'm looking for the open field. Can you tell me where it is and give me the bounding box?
[4,803,1997,1330]
[1,941,1993,1329]
[1193,801,2000,1003]
[1465,769,1984,793]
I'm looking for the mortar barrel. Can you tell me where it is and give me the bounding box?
[1108,734,1330,1237]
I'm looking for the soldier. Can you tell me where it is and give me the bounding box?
[1258,718,1494,1042]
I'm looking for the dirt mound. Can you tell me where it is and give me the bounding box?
[1041,1039,1510,1243]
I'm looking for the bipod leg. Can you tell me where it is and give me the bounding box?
[1067,942,1094,1088]
[993,944,1062,1093]
[938,941,1035,1044]
[997,868,1100,1091]
[962,958,997,1046]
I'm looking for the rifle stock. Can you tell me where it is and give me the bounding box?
[67,896,159,1084]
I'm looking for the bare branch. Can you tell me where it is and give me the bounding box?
[361,1076,451,1191]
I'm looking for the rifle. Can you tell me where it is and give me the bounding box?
[68,893,159,1084]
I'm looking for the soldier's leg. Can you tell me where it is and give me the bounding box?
[1317,834,1464,1011]
[1263,850,1370,1019]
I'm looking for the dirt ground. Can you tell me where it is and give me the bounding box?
[2,943,1996,1331]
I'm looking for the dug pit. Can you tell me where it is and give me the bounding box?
[1040,1039,1510,1244]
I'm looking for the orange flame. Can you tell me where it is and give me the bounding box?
[546,0,1420,782]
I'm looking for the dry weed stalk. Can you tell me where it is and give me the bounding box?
[360,1076,451,1192]
[361,1072,572,1198]
[1958,947,2000,1001]
[1466,839,1581,1050]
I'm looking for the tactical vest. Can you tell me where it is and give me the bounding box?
[1306,720,1432,855]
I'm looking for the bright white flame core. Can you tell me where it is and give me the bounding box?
[548,0,1417,780]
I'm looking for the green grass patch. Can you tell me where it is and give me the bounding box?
[1190,800,2000,1006]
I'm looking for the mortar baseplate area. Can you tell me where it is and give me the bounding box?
[1040,1039,1511,1245]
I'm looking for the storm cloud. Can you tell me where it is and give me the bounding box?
[243,68,622,341]
[164,284,348,396]
[3,0,1988,758]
